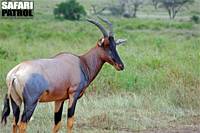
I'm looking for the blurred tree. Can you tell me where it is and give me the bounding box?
[119,0,144,18]
[159,0,194,19]
[54,0,86,20]
[89,0,143,17]
[108,3,126,16]
[130,0,144,17]
[90,4,107,15]
[152,0,160,9]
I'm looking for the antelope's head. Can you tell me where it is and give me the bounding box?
[87,17,126,71]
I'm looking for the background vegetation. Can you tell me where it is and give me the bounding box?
[54,0,86,20]
[0,0,200,132]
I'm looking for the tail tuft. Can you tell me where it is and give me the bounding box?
[1,94,10,125]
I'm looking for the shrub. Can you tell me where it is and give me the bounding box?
[54,0,86,20]
[190,15,200,24]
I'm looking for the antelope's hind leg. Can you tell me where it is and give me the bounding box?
[53,101,64,133]
[10,97,21,133]
[18,73,49,133]
[18,100,38,133]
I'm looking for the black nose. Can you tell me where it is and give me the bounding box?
[118,64,124,70]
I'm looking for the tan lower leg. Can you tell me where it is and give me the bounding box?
[18,122,27,133]
[67,116,74,133]
[53,121,62,133]
[12,119,18,133]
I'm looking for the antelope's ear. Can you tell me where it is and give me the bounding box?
[115,39,127,45]
[97,38,105,47]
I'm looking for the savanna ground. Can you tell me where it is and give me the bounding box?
[0,0,200,132]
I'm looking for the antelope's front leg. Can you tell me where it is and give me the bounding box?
[53,101,64,133]
[67,92,79,133]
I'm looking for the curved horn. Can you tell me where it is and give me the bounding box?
[87,19,108,37]
[97,16,114,36]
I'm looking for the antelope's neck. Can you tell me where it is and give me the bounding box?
[80,47,105,83]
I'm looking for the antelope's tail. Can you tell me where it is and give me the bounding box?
[1,94,10,125]
[1,75,16,125]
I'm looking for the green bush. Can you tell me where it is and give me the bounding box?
[190,15,200,24]
[54,0,86,20]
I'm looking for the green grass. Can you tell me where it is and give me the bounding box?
[0,0,200,132]
[1,93,199,132]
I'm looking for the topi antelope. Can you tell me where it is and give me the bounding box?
[1,17,126,133]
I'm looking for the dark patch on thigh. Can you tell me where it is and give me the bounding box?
[21,73,49,122]
[54,101,64,125]
[23,73,49,106]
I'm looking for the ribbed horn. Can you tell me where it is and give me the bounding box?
[87,19,108,37]
[97,16,113,36]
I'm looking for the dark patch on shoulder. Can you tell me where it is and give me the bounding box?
[23,73,49,105]
[80,64,89,84]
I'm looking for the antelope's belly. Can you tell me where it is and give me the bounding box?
[39,87,69,102]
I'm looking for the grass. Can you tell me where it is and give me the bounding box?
[1,92,199,132]
[0,0,200,132]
